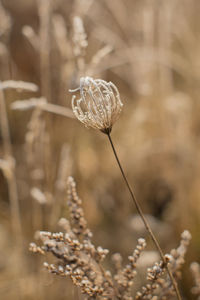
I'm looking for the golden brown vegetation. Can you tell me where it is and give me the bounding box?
[0,0,200,299]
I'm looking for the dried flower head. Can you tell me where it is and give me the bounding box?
[70,77,123,134]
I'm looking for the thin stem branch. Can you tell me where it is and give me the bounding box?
[107,132,182,300]
[0,88,22,238]
[38,0,52,101]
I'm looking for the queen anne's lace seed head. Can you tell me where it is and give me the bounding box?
[70,77,123,134]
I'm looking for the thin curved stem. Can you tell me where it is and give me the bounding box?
[107,132,182,300]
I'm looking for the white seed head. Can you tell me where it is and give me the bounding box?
[70,77,123,134]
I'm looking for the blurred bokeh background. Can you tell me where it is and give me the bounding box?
[0,0,200,299]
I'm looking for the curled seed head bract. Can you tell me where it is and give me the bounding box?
[70,76,123,134]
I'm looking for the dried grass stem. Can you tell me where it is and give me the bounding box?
[0,88,22,238]
[107,132,182,300]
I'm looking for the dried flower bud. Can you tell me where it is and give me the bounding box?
[70,77,123,134]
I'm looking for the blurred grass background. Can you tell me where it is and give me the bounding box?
[0,0,200,299]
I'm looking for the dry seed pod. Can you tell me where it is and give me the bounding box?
[70,77,123,134]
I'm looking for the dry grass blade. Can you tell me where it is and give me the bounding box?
[11,98,74,118]
[37,0,52,100]
[190,262,200,298]
[0,88,22,238]
[0,80,38,92]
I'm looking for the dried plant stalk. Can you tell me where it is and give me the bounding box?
[37,0,52,100]
[50,144,72,226]
[30,177,146,299]
[190,262,200,298]
[11,98,74,118]
[72,16,88,75]
[0,80,38,91]
[0,87,22,237]
[135,255,170,299]
[70,76,182,300]
[30,177,191,299]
